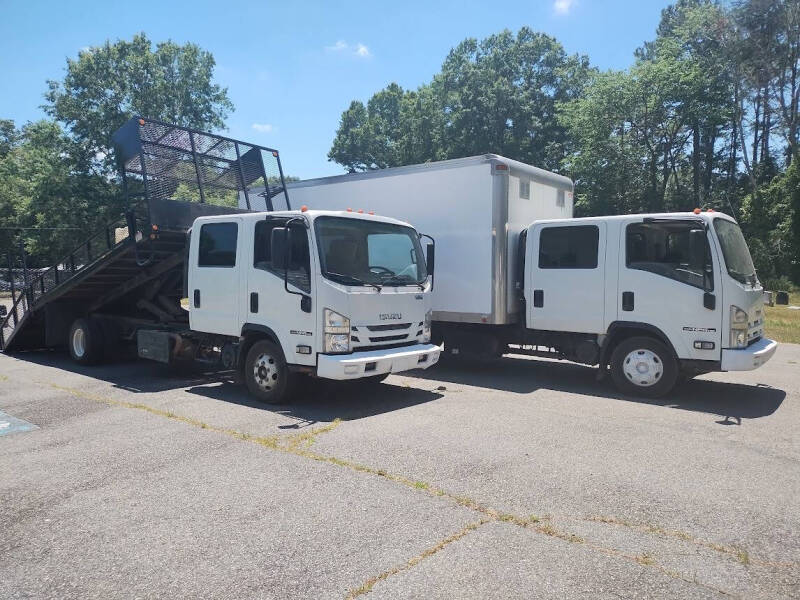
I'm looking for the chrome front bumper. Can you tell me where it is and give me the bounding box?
[720,338,778,371]
[316,343,441,380]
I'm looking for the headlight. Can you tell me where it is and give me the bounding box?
[729,305,748,348]
[324,308,350,353]
[324,308,350,334]
[324,333,350,353]
[422,309,432,343]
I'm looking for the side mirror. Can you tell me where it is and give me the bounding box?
[271,227,288,270]
[300,295,312,313]
[426,242,435,277]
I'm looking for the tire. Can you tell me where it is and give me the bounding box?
[244,340,296,404]
[609,336,678,398]
[67,317,104,365]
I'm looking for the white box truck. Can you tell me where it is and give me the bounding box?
[248,154,777,398]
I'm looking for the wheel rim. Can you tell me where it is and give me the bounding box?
[72,327,86,358]
[253,352,279,392]
[622,348,663,387]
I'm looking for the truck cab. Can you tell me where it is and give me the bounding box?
[188,209,440,402]
[522,210,777,396]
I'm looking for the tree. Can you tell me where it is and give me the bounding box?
[44,33,233,171]
[329,28,592,172]
[0,121,120,265]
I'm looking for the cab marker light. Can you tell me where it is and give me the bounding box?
[357,209,364,213]
[301,205,308,212]
[693,208,701,214]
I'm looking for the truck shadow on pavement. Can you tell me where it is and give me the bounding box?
[406,355,785,422]
[185,379,443,424]
[11,350,443,424]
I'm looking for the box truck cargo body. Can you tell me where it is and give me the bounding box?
[250,155,777,398]
[243,154,573,326]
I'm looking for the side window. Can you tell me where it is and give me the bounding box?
[538,226,599,269]
[519,179,530,200]
[198,222,237,267]
[254,220,311,293]
[626,222,711,289]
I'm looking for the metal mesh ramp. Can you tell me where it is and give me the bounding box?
[1,118,289,352]
[114,117,290,212]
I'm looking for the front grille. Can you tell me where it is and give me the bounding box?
[352,321,415,351]
[352,341,418,353]
[368,334,407,343]
[366,322,411,332]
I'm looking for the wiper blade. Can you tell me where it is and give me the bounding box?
[383,275,425,290]
[326,271,382,291]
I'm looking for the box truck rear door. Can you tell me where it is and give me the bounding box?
[528,222,606,334]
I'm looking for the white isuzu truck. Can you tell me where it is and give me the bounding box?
[257,154,777,397]
[184,209,440,402]
[0,118,440,405]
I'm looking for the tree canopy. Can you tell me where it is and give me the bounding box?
[328,0,800,283]
[44,33,233,170]
[1,34,233,266]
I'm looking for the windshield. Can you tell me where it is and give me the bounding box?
[315,216,427,286]
[713,218,757,285]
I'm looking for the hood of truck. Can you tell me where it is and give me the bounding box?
[318,281,431,351]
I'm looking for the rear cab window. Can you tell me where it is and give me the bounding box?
[538,225,599,269]
[198,222,238,267]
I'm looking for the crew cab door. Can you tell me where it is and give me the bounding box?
[189,219,242,336]
[247,218,316,366]
[526,222,606,333]
[616,218,722,360]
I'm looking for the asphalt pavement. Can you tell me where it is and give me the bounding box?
[1,344,798,599]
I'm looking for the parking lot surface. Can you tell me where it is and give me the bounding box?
[1,345,799,599]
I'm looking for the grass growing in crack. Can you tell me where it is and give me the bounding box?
[345,519,490,599]
[39,379,784,596]
[636,553,655,566]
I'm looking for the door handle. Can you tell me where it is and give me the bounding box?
[622,291,634,311]
[533,289,544,308]
[250,292,258,313]
[193,289,201,308]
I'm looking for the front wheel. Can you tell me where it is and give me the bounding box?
[609,336,678,398]
[244,340,296,404]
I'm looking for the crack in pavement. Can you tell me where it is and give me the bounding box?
[17,379,789,598]
[345,519,491,599]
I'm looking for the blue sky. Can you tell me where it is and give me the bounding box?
[0,0,672,179]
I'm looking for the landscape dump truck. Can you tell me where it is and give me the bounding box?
[0,118,440,403]
[266,154,778,397]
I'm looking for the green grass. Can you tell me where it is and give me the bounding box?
[765,290,800,344]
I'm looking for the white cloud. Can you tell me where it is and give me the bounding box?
[553,0,576,15]
[325,40,371,58]
[251,123,273,134]
[325,40,349,52]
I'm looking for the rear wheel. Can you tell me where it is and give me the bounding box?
[609,336,678,398]
[68,317,104,365]
[244,340,296,404]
